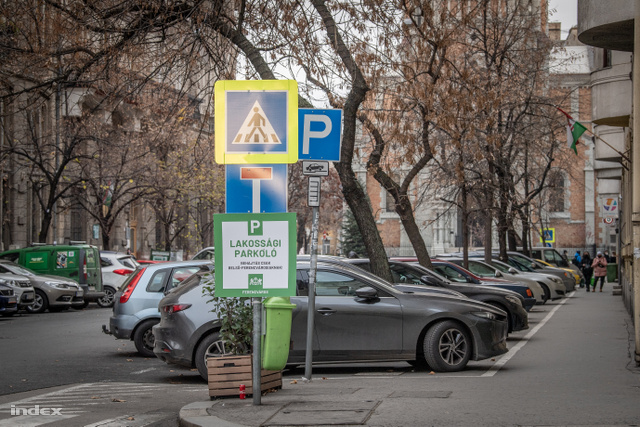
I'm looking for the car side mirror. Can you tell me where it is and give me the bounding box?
[355,286,378,299]
[508,267,518,274]
[530,263,536,269]
[420,275,439,286]
[494,271,503,278]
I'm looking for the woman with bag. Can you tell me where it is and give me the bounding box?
[581,251,593,291]
[591,251,608,292]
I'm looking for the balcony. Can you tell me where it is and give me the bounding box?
[578,0,634,52]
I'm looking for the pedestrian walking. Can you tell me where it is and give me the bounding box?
[591,251,608,292]
[581,251,593,291]
[604,250,611,262]
[572,251,582,268]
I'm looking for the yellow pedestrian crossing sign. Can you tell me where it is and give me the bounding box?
[232,101,281,145]
[215,80,298,164]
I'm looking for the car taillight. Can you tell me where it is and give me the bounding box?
[526,288,533,297]
[162,303,192,314]
[119,268,145,304]
[113,269,134,276]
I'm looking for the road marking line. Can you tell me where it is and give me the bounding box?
[0,414,77,426]
[130,367,156,375]
[481,291,574,377]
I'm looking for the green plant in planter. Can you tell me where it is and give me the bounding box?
[202,271,253,354]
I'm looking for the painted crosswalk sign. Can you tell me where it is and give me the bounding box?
[233,101,281,145]
[215,80,298,164]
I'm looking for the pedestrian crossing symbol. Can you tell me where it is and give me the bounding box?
[215,80,298,164]
[233,101,281,145]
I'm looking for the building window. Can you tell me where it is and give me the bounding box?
[548,170,565,213]
[602,48,611,68]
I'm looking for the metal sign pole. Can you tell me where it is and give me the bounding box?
[252,297,262,405]
[304,206,319,380]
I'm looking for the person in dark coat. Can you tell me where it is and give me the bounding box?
[581,251,593,291]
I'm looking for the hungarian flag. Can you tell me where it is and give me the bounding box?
[557,108,587,154]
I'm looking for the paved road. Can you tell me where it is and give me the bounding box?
[1,288,639,426]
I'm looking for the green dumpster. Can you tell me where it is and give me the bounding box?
[607,264,618,282]
[261,296,296,371]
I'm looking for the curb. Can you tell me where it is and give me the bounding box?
[179,401,243,427]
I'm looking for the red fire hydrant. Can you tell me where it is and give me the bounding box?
[239,384,246,400]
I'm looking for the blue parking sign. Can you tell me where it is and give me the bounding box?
[298,109,342,161]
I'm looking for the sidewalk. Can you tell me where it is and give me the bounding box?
[179,285,640,427]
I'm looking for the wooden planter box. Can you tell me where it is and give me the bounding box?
[207,354,282,399]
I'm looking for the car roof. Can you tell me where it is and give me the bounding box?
[137,259,212,270]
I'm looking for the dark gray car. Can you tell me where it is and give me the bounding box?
[153,260,509,380]
[346,259,528,333]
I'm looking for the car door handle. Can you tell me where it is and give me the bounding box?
[316,308,336,316]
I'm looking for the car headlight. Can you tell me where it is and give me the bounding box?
[47,282,70,289]
[505,295,522,305]
[551,277,561,284]
[472,311,496,320]
[564,272,570,278]
[0,279,16,287]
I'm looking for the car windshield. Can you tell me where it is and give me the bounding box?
[509,257,534,272]
[313,261,398,294]
[404,263,451,285]
[2,263,35,276]
[467,261,497,277]
[432,264,471,283]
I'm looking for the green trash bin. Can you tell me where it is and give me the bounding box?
[606,264,618,283]
[261,296,296,371]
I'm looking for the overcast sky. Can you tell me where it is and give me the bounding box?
[549,0,578,36]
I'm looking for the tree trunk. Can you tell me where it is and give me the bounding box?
[461,185,470,269]
[38,212,52,243]
[397,200,432,269]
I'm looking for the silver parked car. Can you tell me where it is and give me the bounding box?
[102,260,212,357]
[0,270,34,312]
[98,251,139,308]
[0,260,82,313]
[153,259,509,380]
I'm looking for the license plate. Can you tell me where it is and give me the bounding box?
[76,291,81,297]
[88,286,96,291]
[8,297,17,304]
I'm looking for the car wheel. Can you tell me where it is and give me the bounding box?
[27,290,48,314]
[133,319,158,357]
[486,302,512,333]
[195,332,236,381]
[539,283,551,303]
[97,287,116,308]
[423,320,472,372]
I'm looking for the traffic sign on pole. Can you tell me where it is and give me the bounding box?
[214,213,296,297]
[298,109,342,161]
[226,164,288,213]
[215,80,298,165]
[308,177,321,207]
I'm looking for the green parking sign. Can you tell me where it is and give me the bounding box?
[214,212,296,297]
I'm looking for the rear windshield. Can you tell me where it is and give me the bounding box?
[86,250,97,267]
[117,256,139,269]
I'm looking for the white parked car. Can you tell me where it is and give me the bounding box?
[98,252,139,308]
[192,247,214,260]
[488,259,566,301]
